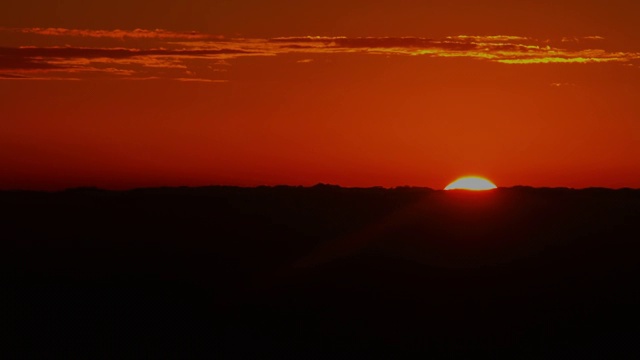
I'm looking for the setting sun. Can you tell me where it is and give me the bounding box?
[444,176,497,191]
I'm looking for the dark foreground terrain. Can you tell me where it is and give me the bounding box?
[3,185,640,358]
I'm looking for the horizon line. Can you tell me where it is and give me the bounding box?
[1,183,638,193]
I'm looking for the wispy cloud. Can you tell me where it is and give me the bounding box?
[0,72,81,80]
[2,46,250,59]
[267,36,638,64]
[0,45,248,80]
[1,28,638,81]
[9,27,222,40]
[562,35,606,43]
[446,35,530,42]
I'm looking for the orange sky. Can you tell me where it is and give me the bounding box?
[1,0,640,190]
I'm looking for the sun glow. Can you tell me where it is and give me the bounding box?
[444,176,497,191]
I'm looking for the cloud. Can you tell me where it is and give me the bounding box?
[1,46,250,60]
[0,72,81,80]
[499,57,619,64]
[0,52,63,70]
[446,35,530,41]
[1,27,637,81]
[0,45,247,80]
[270,36,477,52]
[562,35,606,43]
[268,35,638,64]
[270,36,636,61]
[10,27,222,40]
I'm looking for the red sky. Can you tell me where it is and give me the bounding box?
[2,0,640,189]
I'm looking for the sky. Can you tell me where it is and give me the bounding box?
[2,0,640,190]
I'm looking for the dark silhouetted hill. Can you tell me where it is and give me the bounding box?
[2,185,640,358]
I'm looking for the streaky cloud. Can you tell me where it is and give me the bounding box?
[1,27,637,81]
[1,46,251,59]
[10,27,223,40]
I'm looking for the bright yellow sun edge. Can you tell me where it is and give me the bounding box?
[444,176,497,191]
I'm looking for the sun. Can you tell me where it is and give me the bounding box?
[444,176,497,191]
